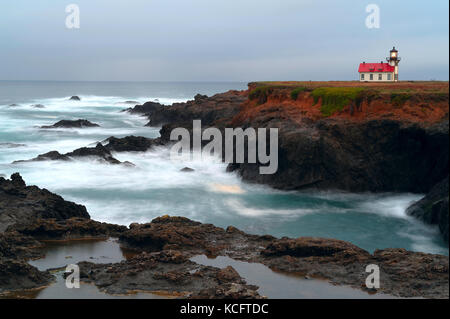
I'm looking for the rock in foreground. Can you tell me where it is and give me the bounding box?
[119,216,449,299]
[0,173,90,232]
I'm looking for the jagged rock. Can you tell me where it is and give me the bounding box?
[31,104,45,108]
[0,173,90,232]
[0,257,53,294]
[41,119,100,129]
[76,250,261,298]
[0,231,44,260]
[261,237,370,259]
[69,96,81,101]
[118,215,449,298]
[118,216,270,258]
[407,177,449,242]
[122,101,165,115]
[194,94,208,102]
[104,136,161,152]
[190,283,263,299]
[14,143,123,165]
[10,217,127,240]
[145,91,245,127]
[180,167,194,172]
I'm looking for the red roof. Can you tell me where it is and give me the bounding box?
[358,63,394,73]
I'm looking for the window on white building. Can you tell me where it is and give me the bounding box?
[370,74,373,80]
[361,74,365,80]
[387,74,392,81]
[378,74,382,81]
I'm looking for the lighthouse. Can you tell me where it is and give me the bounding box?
[386,47,401,82]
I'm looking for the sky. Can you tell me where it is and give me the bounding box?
[0,0,448,81]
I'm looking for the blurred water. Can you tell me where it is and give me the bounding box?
[0,81,447,255]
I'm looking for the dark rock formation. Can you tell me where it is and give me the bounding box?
[0,174,128,294]
[261,237,370,258]
[231,119,449,193]
[69,96,81,101]
[0,231,44,260]
[8,104,19,107]
[41,119,100,129]
[407,177,449,242]
[104,136,162,152]
[0,231,51,294]
[0,173,90,232]
[31,104,45,108]
[119,216,448,298]
[10,217,127,240]
[123,91,245,127]
[122,101,165,115]
[180,167,194,172]
[137,89,448,194]
[13,143,124,165]
[119,216,273,259]
[76,250,262,298]
[65,143,121,164]
[261,238,448,299]
[0,257,53,294]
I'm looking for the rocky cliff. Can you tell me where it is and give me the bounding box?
[126,82,449,194]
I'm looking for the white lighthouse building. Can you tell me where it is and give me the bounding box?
[358,47,401,82]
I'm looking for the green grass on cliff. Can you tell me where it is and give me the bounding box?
[249,86,278,104]
[390,93,412,107]
[290,87,307,100]
[311,87,365,117]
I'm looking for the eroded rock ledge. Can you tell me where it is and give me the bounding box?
[1,175,448,298]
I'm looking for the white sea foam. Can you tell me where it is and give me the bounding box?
[1,92,447,256]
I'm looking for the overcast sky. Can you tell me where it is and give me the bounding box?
[1,0,448,81]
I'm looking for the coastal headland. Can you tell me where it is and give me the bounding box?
[1,81,449,298]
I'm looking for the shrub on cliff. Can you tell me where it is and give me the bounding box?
[312,87,365,117]
[249,86,274,105]
[390,93,411,107]
[290,87,307,100]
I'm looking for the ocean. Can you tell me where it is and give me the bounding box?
[0,81,447,255]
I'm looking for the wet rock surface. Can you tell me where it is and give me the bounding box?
[69,96,81,101]
[118,216,449,299]
[0,176,448,299]
[0,257,54,294]
[407,177,449,242]
[0,174,100,294]
[0,173,89,232]
[13,143,125,165]
[76,250,262,298]
[103,135,163,152]
[41,119,100,129]
[13,136,165,165]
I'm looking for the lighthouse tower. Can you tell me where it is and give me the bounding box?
[386,47,401,82]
